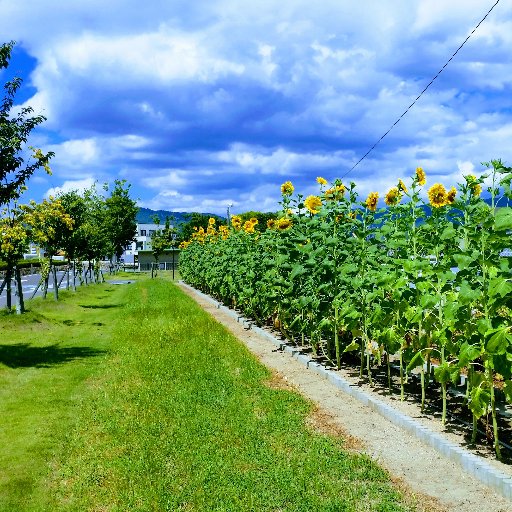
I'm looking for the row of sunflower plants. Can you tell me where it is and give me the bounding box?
[179,159,512,459]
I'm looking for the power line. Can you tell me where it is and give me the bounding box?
[341,0,501,180]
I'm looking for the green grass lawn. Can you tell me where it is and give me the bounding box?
[0,275,417,511]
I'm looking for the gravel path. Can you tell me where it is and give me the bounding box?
[179,282,512,512]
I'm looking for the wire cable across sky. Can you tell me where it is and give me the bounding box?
[341,0,501,180]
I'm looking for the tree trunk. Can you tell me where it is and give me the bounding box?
[5,266,12,310]
[14,266,25,314]
[42,270,49,299]
[52,265,59,300]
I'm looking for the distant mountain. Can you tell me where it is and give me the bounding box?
[136,207,224,224]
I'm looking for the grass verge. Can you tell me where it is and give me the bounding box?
[1,276,415,511]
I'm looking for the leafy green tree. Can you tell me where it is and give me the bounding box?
[58,190,89,289]
[0,202,28,312]
[103,180,138,261]
[179,212,225,242]
[78,186,109,282]
[238,211,277,232]
[0,41,53,206]
[149,216,177,277]
[23,197,74,299]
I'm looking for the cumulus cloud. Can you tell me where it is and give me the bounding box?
[45,177,97,198]
[1,0,511,214]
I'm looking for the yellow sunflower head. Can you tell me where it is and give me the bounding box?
[267,219,276,229]
[243,220,256,233]
[276,217,293,230]
[281,181,294,196]
[384,187,401,206]
[231,215,242,230]
[365,192,379,212]
[325,184,345,201]
[415,167,426,186]
[304,195,322,214]
[428,183,448,208]
[208,217,216,225]
[316,176,328,186]
[446,187,457,204]
[464,176,482,198]
[398,179,408,193]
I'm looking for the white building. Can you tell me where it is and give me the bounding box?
[122,223,174,263]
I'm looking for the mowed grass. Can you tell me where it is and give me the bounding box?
[1,276,416,511]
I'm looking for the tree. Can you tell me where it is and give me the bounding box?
[1,41,53,206]
[0,203,28,312]
[58,190,89,290]
[149,216,177,277]
[103,180,138,261]
[179,212,225,242]
[237,211,278,232]
[78,186,109,283]
[23,197,74,299]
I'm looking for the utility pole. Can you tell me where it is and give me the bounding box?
[227,203,233,226]
[171,233,177,280]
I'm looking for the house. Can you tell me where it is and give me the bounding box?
[122,223,174,264]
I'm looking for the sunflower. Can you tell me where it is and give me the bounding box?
[243,220,256,233]
[463,175,482,198]
[208,217,216,225]
[250,217,258,225]
[325,184,345,201]
[276,217,293,230]
[398,179,408,193]
[281,181,294,196]
[231,215,242,230]
[446,187,457,204]
[428,183,448,208]
[219,225,230,239]
[416,167,426,186]
[365,192,379,212]
[304,195,322,214]
[316,176,328,186]
[384,187,401,206]
[266,219,276,229]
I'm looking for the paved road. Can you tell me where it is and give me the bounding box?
[0,271,74,309]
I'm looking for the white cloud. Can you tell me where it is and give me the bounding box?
[45,177,97,198]
[1,0,511,214]
[140,170,189,189]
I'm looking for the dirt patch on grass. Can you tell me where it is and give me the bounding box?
[179,282,512,512]
[391,476,449,512]
[264,369,297,392]
[306,406,363,451]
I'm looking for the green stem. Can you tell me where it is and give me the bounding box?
[334,307,340,370]
[487,362,502,460]
[360,334,364,378]
[420,368,425,413]
[399,348,404,401]
[367,340,373,386]
[441,346,447,425]
[426,351,431,388]
[387,352,392,394]
[472,413,478,444]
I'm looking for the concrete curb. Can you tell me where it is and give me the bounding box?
[179,282,512,500]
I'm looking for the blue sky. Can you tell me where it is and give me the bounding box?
[1,0,511,215]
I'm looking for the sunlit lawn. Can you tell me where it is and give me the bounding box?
[0,275,416,511]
